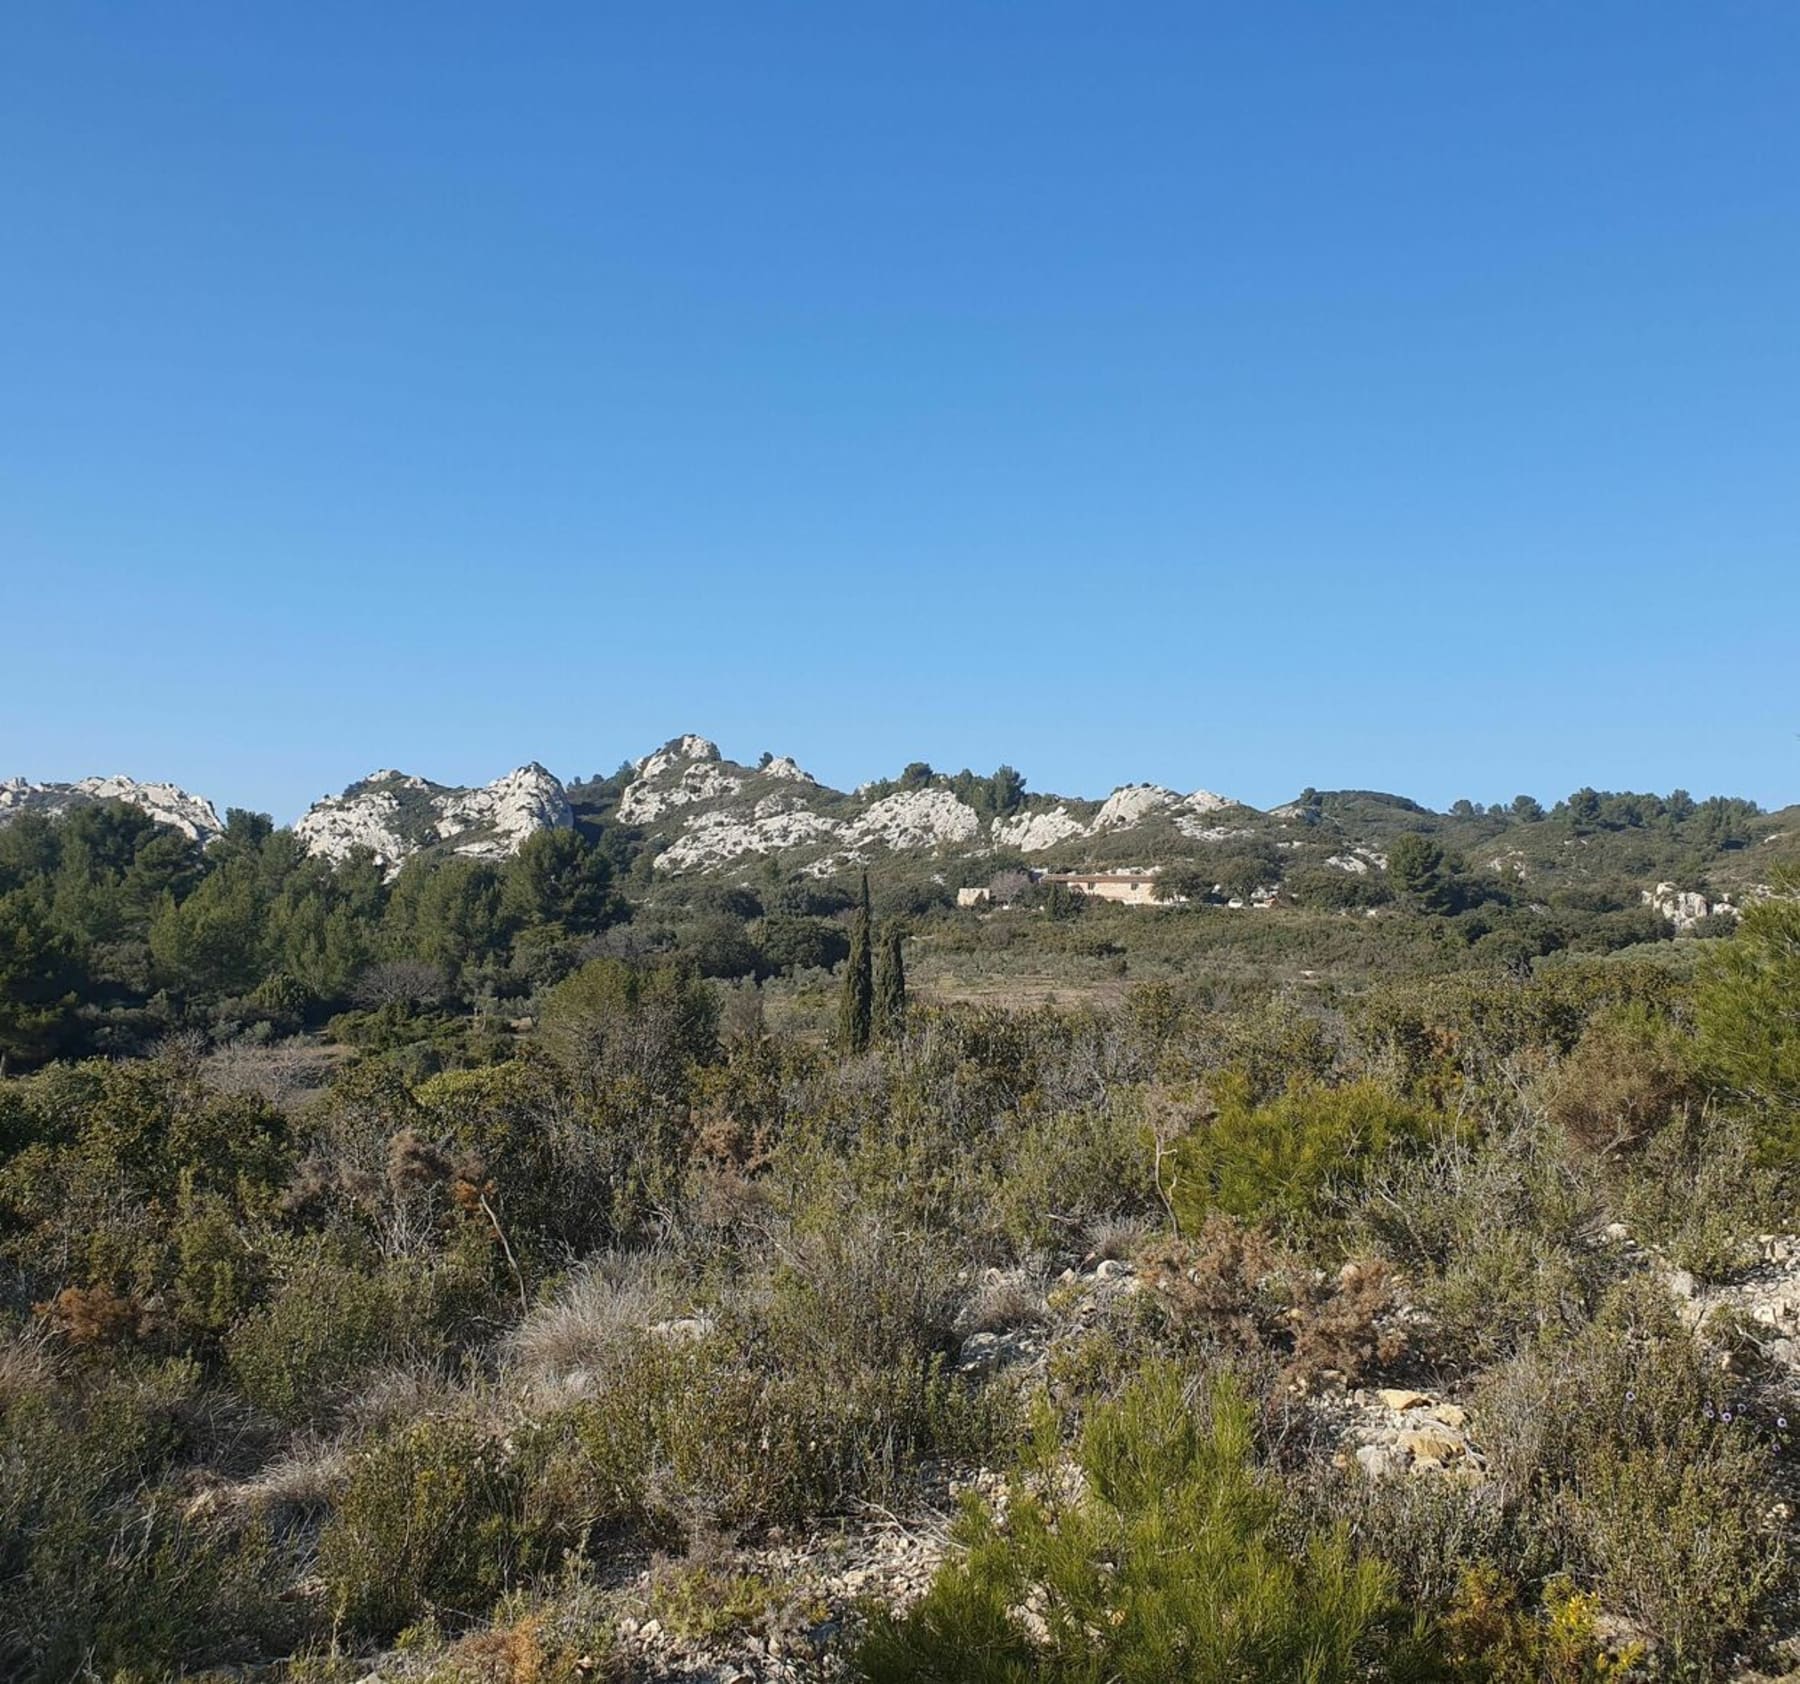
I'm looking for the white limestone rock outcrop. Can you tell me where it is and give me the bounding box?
[1091,784,1184,830]
[1642,881,1740,932]
[1182,789,1234,815]
[654,798,842,872]
[991,805,1089,852]
[619,737,1253,873]
[295,764,570,872]
[0,775,225,843]
[849,789,982,851]
[292,771,421,866]
[436,764,573,860]
[1090,785,1242,834]
[618,736,745,824]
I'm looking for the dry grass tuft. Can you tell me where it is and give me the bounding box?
[228,1436,351,1519]
[0,1325,58,1406]
[508,1252,682,1386]
[962,1265,1051,1334]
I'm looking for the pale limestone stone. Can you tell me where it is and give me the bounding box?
[991,805,1088,852]
[1378,1388,1432,1412]
[0,775,225,844]
[296,764,570,873]
[1090,784,1183,830]
[849,789,981,851]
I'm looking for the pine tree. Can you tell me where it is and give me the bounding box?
[875,922,906,1039]
[839,870,874,1054]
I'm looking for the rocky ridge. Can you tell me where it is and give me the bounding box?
[11,739,1785,919]
[293,763,571,872]
[1089,782,1234,834]
[0,775,225,844]
[10,739,1263,879]
[611,736,1252,875]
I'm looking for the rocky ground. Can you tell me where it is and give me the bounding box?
[215,1233,1800,1683]
[590,1228,1800,1684]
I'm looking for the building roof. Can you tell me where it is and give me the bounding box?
[1040,869,1157,884]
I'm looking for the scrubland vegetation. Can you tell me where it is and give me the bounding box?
[3,791,1800,1680]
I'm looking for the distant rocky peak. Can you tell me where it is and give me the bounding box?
[1091,784,1184,829]
[1185,788,1233,814]
[619,737,743,824]
[351,768,437,793]
[295,763,571,872]
[436,764,572,855]
[761,755,816,784]
[634,735,723,781]
[1088,783,1242,834]
[0,775,225,844]
[848,787,982,852]
[991,805,1088,852]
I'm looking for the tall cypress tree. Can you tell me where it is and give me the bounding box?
[875,922,906,1039]
[839,870,874,1053]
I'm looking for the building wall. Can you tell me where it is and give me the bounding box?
[1052,875,1160,905]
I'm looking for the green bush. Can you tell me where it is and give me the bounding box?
[227,1251,434,1425]
[1563,1444,1778,1675]
[1354,964,1681,1110]
[319,1414,564,1641]
[1438,1566,1640,1681]
[1189,994,1344,1101]
[0,1348,292,1679]
[1543,1003,1698,1158]
[858,1363,1431,1683]
[1618,1104,1783,1281]
[989,1103,1157,1252]
[1346,1121,1610,1367]
[1304,1469,1510,1615]
[648,1551,786,1641]
[1171,1074,1440,1234]
[536,957,718,1103]
[1472,1280,1789,1673]
[1694,871,1800,1159]
[760,1213,962,1375]
[556,1326,999,1535]
[516,1219,998,1538]
[0,1051,289,1345]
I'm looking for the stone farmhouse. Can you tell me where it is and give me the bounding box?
[958,868,1168,908]
[1040,869,1163,905]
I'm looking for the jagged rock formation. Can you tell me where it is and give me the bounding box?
[1642,881,1740,931]
[848,788,983,851]
[437,764,574,858]
[0,775,224,843]
[294,763,571,871]
[618,746,744,823]
[0,736,1273,881]
[654,798,842,874]
[1090,784,1183,830]
[991,805,1089,852]
[605,737,1254,874]
[18,741,1774,937]
[1090,784,1240,838]
[617,737,844,869]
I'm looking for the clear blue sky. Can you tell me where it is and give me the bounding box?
[3,4,1796,821]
